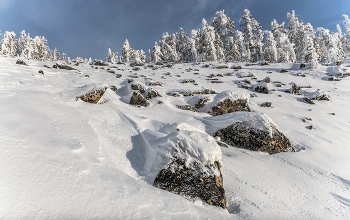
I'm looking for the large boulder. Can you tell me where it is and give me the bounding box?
[154,159,226,208]
[149,125,226,208]
[214,112,294,154]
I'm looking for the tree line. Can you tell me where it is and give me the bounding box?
[107,9,350,68]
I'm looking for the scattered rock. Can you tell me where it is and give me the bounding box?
[300,63,307,69]
[261,62,269,66]
[16,59,28,65]
[148,81,164,87]
[262,76,271,83]
[306,125,314,130]
[79,88,107,104]
[177,105,197,112]
[181,79,196,84]
[194,97,210,109]
[215,64,229,69]
[231,66,242,70]
[55,62,76,70]
[335,61,342,66]
[93,60,109,66]
[129,92,149,107]
[43,65,51,68]
[214,113,294,154]
[303,98,315,104]
[254,82,269,94]
[260,102,272,107]
[211,99,250,116]
[38,70,44,75]
[146,88,161,99]
[280,69,288,73]
[116,74,122,78]
[109,86,118,92]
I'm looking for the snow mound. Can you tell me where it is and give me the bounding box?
[326,66,344,76]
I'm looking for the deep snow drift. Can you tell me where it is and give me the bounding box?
[1,56,350,219]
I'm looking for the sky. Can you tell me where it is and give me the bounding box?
[0,0,349,60]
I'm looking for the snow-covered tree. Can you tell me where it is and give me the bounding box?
[159,32,180,62]
[130,49,146,66]
[342,14,350,56]
[61,53,67,62]
[121,39,134,62]
[196,18,224,62]
[301,33,319,68]
[106,48,118,64]
[212,10,240,61]
[1,31,17,56]
[240,9,263,62]
[17,30,32,58]
[263,31,277,63]
[150,42,163,63]
[236,30,249,62]
[176,27,196,62]
[275,31,296,63]
[317,27,344,63]
[53,48,60,61]
[31,36,49,61]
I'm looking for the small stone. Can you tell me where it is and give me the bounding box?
[38,70,44,75]
[260,102,272,107]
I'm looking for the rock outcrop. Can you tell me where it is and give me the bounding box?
[129,91,149,107]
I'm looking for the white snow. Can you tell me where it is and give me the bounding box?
[1,56,350,219]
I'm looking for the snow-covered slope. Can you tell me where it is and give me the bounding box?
[1,57,349,219]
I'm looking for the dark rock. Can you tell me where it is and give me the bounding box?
[109,86,118,92]
[260,102,272,107]
[215,64,229,69]
[177,105,197,112]
[129,92,149,107]
[214,118,294,154]
[335,61,342,66]
[153,159,226,209]
[146,89,161,99]
[79,88,107,104]
[116,74,122,78]
[262,77,271,83]
[107,70,115,74]
[55,63,76,70]
[16,59,27,65]
[254,83,269,94]
[303,98,315,104]
[148,81,164,87]
[131,84,146,93]
[181,79,196,84]
[195,97,210,109]
[286,83,301,95]
[43,65,51,68]
[261,62,269,66]
[231,66,242,70]
[93,60,109,66]
[38,70,44,75]
[300,63,307,69]
[280,69,288,73]
[211,99,250,116]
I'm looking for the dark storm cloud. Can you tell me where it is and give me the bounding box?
[0,0,349,60]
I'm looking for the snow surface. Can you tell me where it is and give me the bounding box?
[1,57,350,219]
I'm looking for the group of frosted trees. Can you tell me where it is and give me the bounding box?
[0,30,67,62]
[108,9,350,69]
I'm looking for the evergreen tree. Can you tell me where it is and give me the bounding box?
[106,48,118,63]
[176,27,196,62]
[159,32,179,62]
[317,27,344,63]
[236,30,249,62]
[301,33,319,68]
[121,39,134,62]
[53,48,60,61]
[0,31,17,56]
[342,14,350,56]
[31,36,49,61]
[263,31,277,62]
[150,42,163,63]
[212,10,239,61]
[240,9,263,62]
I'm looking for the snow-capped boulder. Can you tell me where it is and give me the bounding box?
[253,82,269,94]
[74,84,109,104]
[196,91,250,116]
[129,91,149,107]
[304,89,330,101]
[214,112,294,154]
[150,125,226,208]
